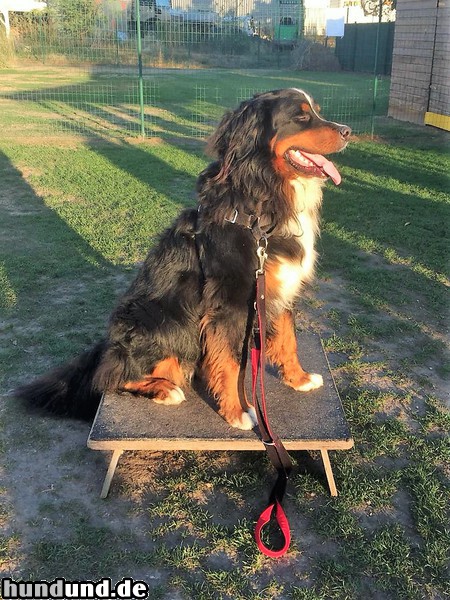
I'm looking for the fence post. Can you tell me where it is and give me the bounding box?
[135,0,146,137]
[39,13,46,64]
[370,0,383,138]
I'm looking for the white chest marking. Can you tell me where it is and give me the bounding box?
[274,224,317,306]
[272,178,322,311]
[275,260,305,307]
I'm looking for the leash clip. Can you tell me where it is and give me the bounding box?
[256,237,268,276]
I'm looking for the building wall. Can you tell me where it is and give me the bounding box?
[388,0,450,130]
[426,1,450,129]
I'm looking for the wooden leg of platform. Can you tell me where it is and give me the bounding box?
[320,449,338,497]
[100,449,123,499]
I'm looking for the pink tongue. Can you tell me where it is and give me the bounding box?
[301,151,342,185]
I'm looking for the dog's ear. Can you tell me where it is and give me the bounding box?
[207,97,272,182]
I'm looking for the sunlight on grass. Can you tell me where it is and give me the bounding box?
[1,68,449,599]
[2,140,205,266]
[0,263,17,309]
[324,221,449,286]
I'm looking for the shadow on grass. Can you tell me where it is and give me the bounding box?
[1,72,449,596]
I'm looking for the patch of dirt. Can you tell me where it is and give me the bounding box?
[298,276,449,408]
[0,163,448,597]
[2,265,447,588]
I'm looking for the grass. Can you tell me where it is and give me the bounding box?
[0,66,390,139]
[0,67,449,598]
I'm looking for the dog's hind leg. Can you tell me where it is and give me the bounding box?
[267,310,323,392]
[121,357,187,405]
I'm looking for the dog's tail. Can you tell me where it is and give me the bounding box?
[14,341,106,421]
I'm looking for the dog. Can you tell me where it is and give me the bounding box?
[15,88,350,430]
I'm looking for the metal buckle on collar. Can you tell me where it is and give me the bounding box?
[225,208,238,224]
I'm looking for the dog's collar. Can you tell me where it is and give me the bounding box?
[224,208,275,241]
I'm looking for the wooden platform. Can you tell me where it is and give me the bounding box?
[88,333,353,498]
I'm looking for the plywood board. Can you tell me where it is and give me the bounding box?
[88,333,353,452]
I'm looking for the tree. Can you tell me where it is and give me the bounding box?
[48,0,99,37]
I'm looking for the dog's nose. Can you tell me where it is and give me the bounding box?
[339,125,352,140]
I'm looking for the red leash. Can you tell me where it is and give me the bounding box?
[252,239,293,558]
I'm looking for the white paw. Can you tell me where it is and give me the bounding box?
[153,386,186,405]
[230,408,258,430]
[247,406,258,427]
[294,373,323,392]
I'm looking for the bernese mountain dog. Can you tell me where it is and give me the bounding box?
[15,88,350,430]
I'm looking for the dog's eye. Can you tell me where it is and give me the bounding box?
[296,114,311,123]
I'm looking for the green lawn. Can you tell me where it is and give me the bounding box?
[1,66,390,139]
[0,67,449,599]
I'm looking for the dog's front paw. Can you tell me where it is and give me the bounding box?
[292,372,323,392]
[229,407,257,430]
[153,386,186,405]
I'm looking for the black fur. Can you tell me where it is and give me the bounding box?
[93,208,203,392]
[15,88,350,424]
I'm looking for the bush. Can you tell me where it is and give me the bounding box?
[50,0,99,38]
[292,41,341,71]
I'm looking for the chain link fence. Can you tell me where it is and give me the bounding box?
[1,0,396,137]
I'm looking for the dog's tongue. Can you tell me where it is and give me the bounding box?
[302,151,342,185]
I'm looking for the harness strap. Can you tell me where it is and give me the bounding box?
[252,270,293,558]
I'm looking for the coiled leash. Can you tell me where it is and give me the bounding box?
[252,236,293,558]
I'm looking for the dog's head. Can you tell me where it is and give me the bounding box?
[208,88,350,185]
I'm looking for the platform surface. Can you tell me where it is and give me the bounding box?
[88,333,353,452]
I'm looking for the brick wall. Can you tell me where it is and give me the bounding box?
[388,0,449,127]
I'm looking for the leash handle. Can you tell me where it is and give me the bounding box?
[255,501,291,558]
